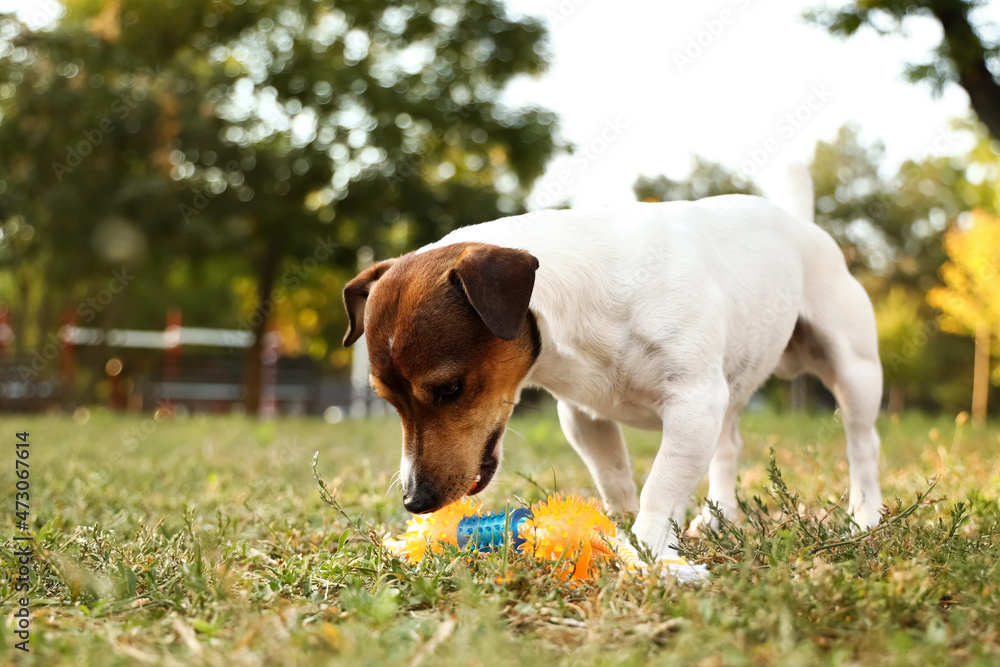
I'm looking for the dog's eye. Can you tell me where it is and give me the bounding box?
[433,379,463,404]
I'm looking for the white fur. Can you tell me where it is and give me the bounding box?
[421,192,883,567]
[400,451,415,494]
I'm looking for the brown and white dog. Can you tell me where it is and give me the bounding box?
[342,171,883,579]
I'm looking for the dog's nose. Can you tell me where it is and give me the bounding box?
[403,487,438,514]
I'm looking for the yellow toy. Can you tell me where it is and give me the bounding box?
[388,494,675,580]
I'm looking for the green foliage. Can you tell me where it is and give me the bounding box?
[633,155,760,203]
[807,121,996,284]
[875,286,941,412]
[809,121,999,411]
[810,123,898,275]
[806,0,1000,412]
[0,0,559,365]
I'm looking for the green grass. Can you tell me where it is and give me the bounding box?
[1,406,998,665]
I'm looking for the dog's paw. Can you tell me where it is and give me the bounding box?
[848,502,882,534]
[651,557,710,583]
[685,511,717,537]
[630,555,709,583]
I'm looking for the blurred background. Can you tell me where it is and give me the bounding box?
[0,0,997,422]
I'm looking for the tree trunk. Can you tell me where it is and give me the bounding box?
[244,242,281,416]
[35,272,54,363]
[13,269,30,356]
[887,383,905,416]
[930,1,1000,142]
[971,322,989,425]
[790,375,808,412]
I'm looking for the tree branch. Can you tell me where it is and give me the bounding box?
[927,1,1000,141]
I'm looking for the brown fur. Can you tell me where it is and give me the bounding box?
[343,243,540,513]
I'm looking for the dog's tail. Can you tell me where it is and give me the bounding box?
[767,162,815,224]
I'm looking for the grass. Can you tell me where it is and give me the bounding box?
[1,405,998,666]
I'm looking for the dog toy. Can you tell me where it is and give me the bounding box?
[388,494,660,580]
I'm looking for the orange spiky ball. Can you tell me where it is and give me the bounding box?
[396,498,482,563]
[519,494,615,580]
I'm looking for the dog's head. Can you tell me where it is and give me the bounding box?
[342,242,540,514]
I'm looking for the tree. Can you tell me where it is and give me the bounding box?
[0,0,559,413]
[805,0,1000,409]
[807,0,1000,140]
[810,122,1000,412]
[810,124,900,277]
[164,0,560,412]
[874,286,934,414]
[927,209,1000,423]
[633,155,760,202]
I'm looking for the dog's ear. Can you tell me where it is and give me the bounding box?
[343,259,396,347]
[450,245,539,341]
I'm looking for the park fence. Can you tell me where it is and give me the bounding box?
[0,313,383,418]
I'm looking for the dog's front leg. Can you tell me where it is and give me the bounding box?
[631,379,728,578]
[557,400,639,514]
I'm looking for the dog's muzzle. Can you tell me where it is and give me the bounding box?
[467,426,502,496]
[403,486,439,514]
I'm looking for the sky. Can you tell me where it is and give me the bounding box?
[500,0,980,208]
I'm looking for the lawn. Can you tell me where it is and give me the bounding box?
[1,405,998,666]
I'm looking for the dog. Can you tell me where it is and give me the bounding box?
[342,169,883,577]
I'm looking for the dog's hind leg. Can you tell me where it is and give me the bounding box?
[809,342,883,529]
[795,278,884,529]
[687,408,743,536]
[557,400,639,514]
[835,357,883,530]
